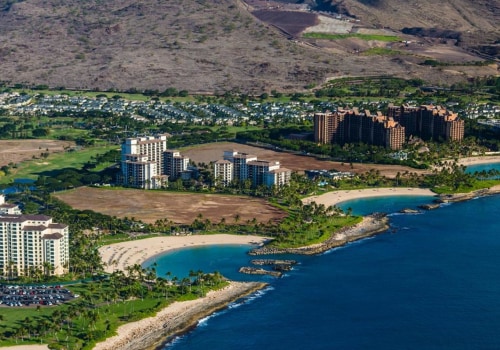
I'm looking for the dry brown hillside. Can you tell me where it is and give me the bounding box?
[325,0,498,33]
[319,0,499,55]
[0,0,497,94]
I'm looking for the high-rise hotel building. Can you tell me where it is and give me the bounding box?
[121,135,190,188]
[215,150,291,188]
[387,104,464,141]
[121,135,168,189]
[314,108,405,150]
[0,213,69,277]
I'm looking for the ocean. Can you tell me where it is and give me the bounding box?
[149,163,500,350]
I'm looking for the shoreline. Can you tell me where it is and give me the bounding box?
[94,183,500,349]
[302,187,436,208]
[99,234,270,274]
[437,184,500,203]
[250,213,390,256]
[93,281,267,350]
[458,155,500,166]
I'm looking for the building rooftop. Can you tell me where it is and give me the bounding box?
[42,232,64,240]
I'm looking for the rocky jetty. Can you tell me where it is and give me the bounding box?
[400,208,420,214]
[251,259,297,272]
[249,213,389,256]
[435,185,500,204]
[251,259,297,266]
[239,267,282,278]
[418,203,440,210]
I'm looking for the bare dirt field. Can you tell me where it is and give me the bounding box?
[0,140,74,167]
[54,187,287,225]
[251,10,318,37]
[183,142,429,178]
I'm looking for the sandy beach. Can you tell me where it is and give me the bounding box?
[93,281,267,350]
[459,154,500,166]
[99,234,270,274]
[302,187,436,208]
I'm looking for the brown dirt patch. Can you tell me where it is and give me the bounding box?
[183,142,429,178]
[251,10,318,37]
[0,140,75,167]
[54,187,287,225]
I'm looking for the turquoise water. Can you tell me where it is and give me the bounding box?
[149,194,500,350]
[337,195,435,215]
[465,162,500,173]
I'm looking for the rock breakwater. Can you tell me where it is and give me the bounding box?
[250,214,389,256]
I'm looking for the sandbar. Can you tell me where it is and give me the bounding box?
[99,234,270,274]
[302,187,436,207]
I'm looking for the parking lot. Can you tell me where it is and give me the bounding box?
[0,284,78,307]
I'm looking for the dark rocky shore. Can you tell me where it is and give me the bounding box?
[249,213,390,256]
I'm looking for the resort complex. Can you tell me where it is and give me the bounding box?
[314,104,464,150]
[0,195,69,277]
[120,135,292,189]
[215,150,291,187]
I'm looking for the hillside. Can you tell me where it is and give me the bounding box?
[321,0,499,53]
[0,0,497,93]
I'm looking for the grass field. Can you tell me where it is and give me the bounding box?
[0,144,118,184]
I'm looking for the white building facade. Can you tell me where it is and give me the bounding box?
[218,150,291,188]
[213,160,233,186]
[0,214,69,277]
[121,135,168,189]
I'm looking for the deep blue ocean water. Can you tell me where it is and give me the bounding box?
[149,187,500,350]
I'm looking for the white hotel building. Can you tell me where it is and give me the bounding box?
[215,150,291,188]
[0,212,69,277]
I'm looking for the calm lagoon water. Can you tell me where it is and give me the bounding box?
[149,194,500,350]
[465,162,500,176]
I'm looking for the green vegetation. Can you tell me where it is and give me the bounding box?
[7,87,195,103]
[314,76,424,98]
[0,145,117,184]
[303,32,400,42]
[0,268,227,349]
[1,72,500,349]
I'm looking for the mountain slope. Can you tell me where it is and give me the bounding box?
[0,0,497,93]
[323,0,499,46]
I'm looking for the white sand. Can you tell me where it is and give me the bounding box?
[459,155,500,166]
[303,187,436,207]
[99,234,270,273]
[93,281,266,350]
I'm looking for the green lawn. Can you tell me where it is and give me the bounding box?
[0,144,117,184]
